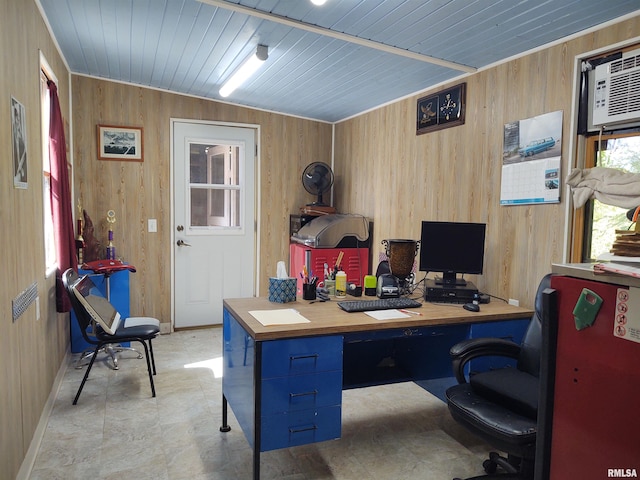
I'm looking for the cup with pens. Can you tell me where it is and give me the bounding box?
[301,266,318,300]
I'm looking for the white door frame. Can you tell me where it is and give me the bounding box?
[169,118,261,331]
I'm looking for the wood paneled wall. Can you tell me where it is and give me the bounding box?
[71,77,333,327]
[2,4,638,477]
[0,1,70,478]
[334,16,640,309]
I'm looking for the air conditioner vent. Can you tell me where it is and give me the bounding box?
[610,53,640,74]
[608,71,640,116]
[593,48,640,127]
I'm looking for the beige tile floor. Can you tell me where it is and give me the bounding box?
[29,328,495,480]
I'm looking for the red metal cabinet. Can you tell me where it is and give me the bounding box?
[289,243,369,295]
[549,275,640,479]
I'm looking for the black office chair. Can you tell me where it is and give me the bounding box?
[445,274,552,480]
[62,268,160,405]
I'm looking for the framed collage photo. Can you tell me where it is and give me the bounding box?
[416,83,466,135]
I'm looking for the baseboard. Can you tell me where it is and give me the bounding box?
[16,349,71,480]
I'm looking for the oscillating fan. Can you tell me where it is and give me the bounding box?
[302,162,334,206]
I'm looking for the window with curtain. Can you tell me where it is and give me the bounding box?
[40,64,56,275]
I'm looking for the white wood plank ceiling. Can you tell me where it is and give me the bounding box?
[38,0,640,122]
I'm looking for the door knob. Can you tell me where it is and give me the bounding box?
[177,225,184,231]
[177,239,191,247]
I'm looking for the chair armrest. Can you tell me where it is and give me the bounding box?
[450,337,521,384]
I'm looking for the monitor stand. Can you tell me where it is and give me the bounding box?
[434,273,468,286]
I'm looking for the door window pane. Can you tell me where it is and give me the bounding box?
[188,143,241,228]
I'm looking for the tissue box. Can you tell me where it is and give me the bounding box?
[268,277,297,303]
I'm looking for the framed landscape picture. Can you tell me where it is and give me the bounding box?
[97,124,143,161]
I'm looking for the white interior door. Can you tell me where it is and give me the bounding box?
[173,121,256,328]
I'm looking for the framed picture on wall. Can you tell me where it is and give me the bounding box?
[12,96,28,188]
[97,124,143,161]
[416,83,466,135]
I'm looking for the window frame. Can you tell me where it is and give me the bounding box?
[570,130,640,262]
[40,52,58,277]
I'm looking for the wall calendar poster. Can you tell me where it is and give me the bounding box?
[501,110,563,205]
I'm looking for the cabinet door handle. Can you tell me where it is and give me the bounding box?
[290,390,318,398]
[289,425,318,434]
[289,353,319,361]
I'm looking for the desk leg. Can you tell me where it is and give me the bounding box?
[253,341,262,480]
[220,394,231,432]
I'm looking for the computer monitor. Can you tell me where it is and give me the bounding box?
[419,221,486,286]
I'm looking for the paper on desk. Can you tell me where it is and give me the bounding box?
[364,309,411,320]
[249,309,311,326]
[594,262,640,278]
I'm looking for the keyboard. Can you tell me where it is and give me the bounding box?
[337,297,422,313]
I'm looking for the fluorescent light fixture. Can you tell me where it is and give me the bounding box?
[219,45,268,98]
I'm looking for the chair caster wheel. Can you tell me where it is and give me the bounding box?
[483,459,498,474]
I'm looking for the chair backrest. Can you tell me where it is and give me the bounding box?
[516,273,552,377]
[62,268,96,344]
[71,274,122,334]
[62,268,122,340]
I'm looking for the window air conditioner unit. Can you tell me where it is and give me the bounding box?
[592,48,640,128]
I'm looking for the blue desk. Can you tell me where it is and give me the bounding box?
[221,297,533,480]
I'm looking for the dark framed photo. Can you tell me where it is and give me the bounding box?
[97,124,143,161]
[11,96,28,188]
[416,83,466,135]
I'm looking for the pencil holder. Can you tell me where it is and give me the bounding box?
[302,283,317,300]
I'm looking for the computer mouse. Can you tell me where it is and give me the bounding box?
[463,302,480,312]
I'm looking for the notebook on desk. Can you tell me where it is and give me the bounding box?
[72,275,122,335]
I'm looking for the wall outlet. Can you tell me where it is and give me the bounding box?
[509,298,520,307]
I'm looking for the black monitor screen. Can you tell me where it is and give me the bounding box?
[419,221,486,286]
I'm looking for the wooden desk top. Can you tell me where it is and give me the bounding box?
[223,296,534,341]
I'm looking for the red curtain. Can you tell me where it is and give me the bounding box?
[48,80,77,312]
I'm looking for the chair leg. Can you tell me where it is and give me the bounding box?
[148,338,157,375]
[73,346,100,405]
[452,452,532,480]
[137,339,156,398]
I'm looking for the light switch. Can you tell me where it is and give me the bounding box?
[148,218,157,233]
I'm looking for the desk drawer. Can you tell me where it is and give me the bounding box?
[262,336,342,378]
[262,370,342,414]
[261,405,341,451]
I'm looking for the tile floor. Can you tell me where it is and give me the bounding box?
[29,327,495,480]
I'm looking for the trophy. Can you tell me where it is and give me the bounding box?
[76,199,85,263]
[106,209,116,260]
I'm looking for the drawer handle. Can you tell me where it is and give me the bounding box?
[290,390,318,398]
[290,353,319,360]
[289,425,318,434]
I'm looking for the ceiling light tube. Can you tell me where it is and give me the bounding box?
[219,45,268,98]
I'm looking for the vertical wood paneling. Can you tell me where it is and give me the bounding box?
[2,7,638,479]
[0,1,70,478]
[334,16,640,309]
[72,77,333,327]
